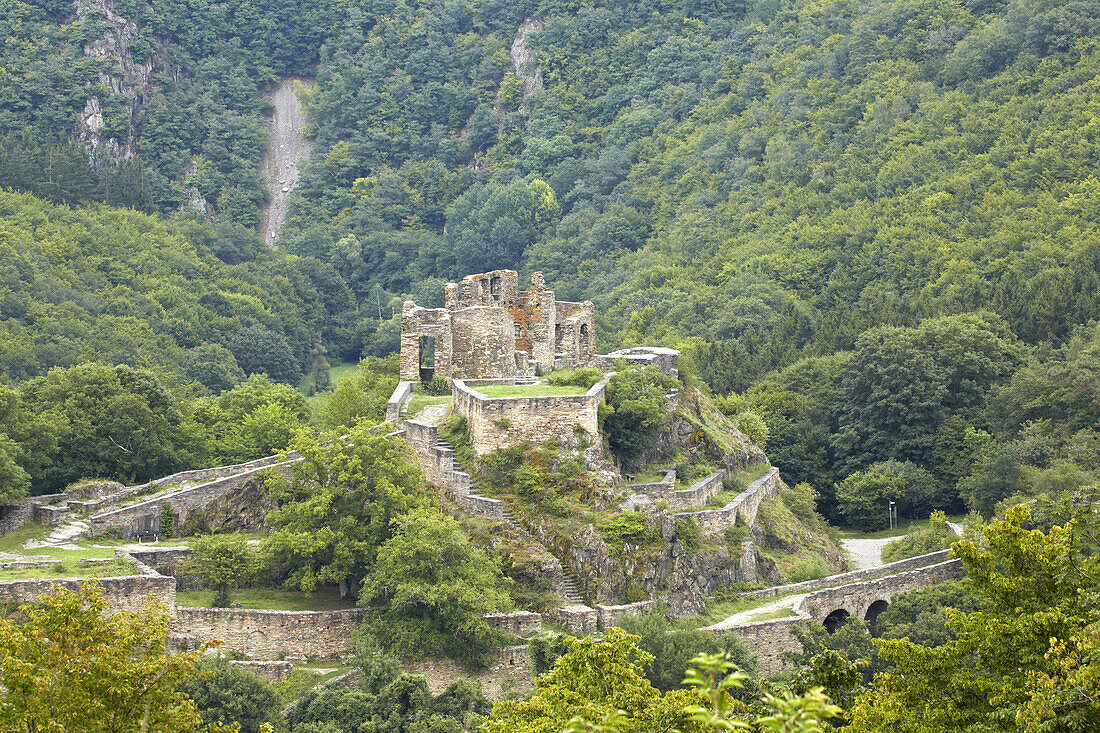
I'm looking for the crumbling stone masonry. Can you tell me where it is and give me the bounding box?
[453,377,606,455]
[400,270,596,382]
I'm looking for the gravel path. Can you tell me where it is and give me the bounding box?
[259,77,314,247]
[705,593,809,631]
[841,537,901,571]
[23,519,89,552]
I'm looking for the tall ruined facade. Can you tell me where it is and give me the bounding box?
[400,270,596,381]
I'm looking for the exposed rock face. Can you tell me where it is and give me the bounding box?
[510,20,544,98]
[72,0,155,167]
[529,513,783,616]
[641,389,769,471]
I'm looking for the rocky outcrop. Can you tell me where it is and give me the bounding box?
[72,0,156,167]
[641,388,768,472]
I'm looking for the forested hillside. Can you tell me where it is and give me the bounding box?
[2,0,1100,520]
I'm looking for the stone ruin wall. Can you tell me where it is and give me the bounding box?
[672,467,781,535]
[400,270,596,382]
[553,301,596,366]
[400,305,455,382]
[449,308,518,379]
[403,645,534,698]
[89,459,297,539]
[453,378,605,455]
[174,607,371,660]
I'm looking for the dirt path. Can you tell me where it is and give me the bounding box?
[259,77,315,248]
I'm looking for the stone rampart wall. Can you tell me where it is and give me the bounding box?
[674,468,780,535]
[229,660,293,681]
[595,600,654,630]
[453,378,605,455]
[403,418,503,520]
[662,472,724,511]
[386,381,415,422]
[175,607,370,660]
[70,456,287,514]
[89,459,297,538]
[403,645,534,698]
[484,610,542,637]
[0,573,176,616]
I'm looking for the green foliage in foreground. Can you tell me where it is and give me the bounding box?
[615,610,758,692]
[483,629,840,733]
[847,503,1100,732]
[179,657,282,733]
[0,581,214,732]
[360,507,513,669]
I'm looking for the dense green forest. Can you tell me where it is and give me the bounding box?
[3,0,1099,524]
[2,0,1100,730]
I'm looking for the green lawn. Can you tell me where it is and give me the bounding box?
[837,514,965,540]
[177,588,358,611]
[301,360,360,400]
[475,383,589,398]
[0,522,49,553]
[0,557,134,581]
[405,394,451,418]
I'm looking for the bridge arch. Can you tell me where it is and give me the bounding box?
[864,599,889,637]
[823,609,850,633]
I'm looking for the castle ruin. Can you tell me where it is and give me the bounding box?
[400,270,596,382]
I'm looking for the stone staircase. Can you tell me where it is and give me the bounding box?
[432,431,585,605]
[497,508,584,605]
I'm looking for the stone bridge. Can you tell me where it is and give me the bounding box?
[708,552,963,673]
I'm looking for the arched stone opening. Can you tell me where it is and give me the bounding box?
[578,323,591,357]
[823,609,851,634]
[419,335,436,382]
[865,600,889,637]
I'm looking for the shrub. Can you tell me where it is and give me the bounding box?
[421,373,450,396]
[547,367,604,390]
[733,410,768,448]
[159,503,175,539]
[676,518,702,556]
[786,556,830,583]
[598,512,661,553]
[881,511,956,563]
[529,634,571,675]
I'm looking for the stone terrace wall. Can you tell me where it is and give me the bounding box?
[484,610,542,636]
[674,468,780,535]
[595,600,654,630]
[0,494,65,535]
[403,645,534,698]
[453,378,606,455]
[175,607,370,660]
[90,459,298,538]
[659,472,724,511]
[70,455,287,514]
